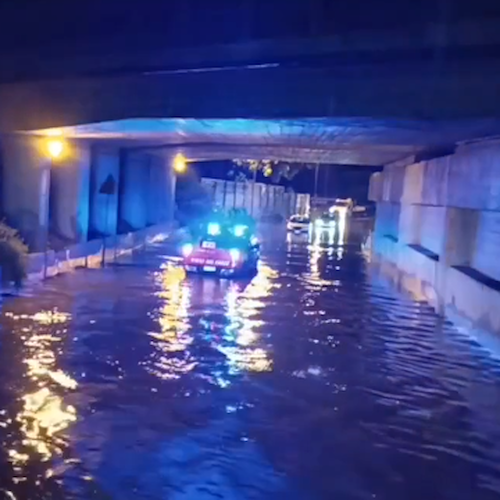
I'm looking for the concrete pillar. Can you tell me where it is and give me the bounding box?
[118,151,149,232]
[88,145,120,238]
[49,141,91,244]
[146,155,163,226]
[148,153,176,226]
[0,135,46,250]
[0,135,90,251]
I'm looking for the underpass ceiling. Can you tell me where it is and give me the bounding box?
[29,117,500,166]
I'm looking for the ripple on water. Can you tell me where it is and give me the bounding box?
[0,231,499,499]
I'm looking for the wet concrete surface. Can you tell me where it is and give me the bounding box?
[0,223,500,499]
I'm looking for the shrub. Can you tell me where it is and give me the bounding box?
[0,222,28,289]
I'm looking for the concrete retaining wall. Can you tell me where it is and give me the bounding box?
[89,145,120,237]
[25,223,173,283]
[370,140,500,337]
[201,177,298,219]
[0,136,176,252]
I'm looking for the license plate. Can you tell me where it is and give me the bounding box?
[203,266,217,272]
[202,241,216,249]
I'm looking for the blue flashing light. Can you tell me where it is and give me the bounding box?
[207,222,221,236]
[234,225,247,237]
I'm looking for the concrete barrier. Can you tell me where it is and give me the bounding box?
[370,141,500,340]
[25,223,174,283]
[371,234,500,338]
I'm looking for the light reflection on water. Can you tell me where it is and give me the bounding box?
[3,309,77,474]
[147,265,196,380]
[0,227,500,499]
[218,264,277,377]
[147,262,277,385]
[302,226,345,287]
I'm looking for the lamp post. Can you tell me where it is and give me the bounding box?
[42,137,66,279]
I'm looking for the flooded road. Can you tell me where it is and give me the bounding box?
[0,224,500,499]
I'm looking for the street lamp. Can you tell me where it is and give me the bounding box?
[46,139,65,159]
[173,153,187,174]
[41,137,67,278]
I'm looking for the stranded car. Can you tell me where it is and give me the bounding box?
[286,214,311,233]
[182,222,260,277]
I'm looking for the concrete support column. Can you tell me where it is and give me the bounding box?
[0,135,91,251]
[88,145,120,238]
[118,151,149,232]
[148,153,176,226]
[49,140,91,245]
[0,135,47,250]
[146,155,163,226]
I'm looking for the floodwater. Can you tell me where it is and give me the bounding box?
[0,223,500,500]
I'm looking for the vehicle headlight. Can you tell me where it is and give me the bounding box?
[229,248,241,261]
[181,243,193,257]
[207,223,221,236]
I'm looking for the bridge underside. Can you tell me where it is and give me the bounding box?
[23,117,500,167]
[2,62,500,134]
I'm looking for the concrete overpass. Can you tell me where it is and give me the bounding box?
[3,60,500,131]
[1,0,500,337]
[2,3,500,128]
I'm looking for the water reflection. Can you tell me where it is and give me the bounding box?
[190,265,277,380]
[0,228,499,499]
[4,309,77,471]
[303,227,345,286]
[148,265,196,380]
[145,262,277,391]
[218,265,277,377]
[308,220,347,252]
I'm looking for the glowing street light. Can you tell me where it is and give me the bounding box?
[46,139,65,159]
[173,153,187,174]
[42,135,68,162]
